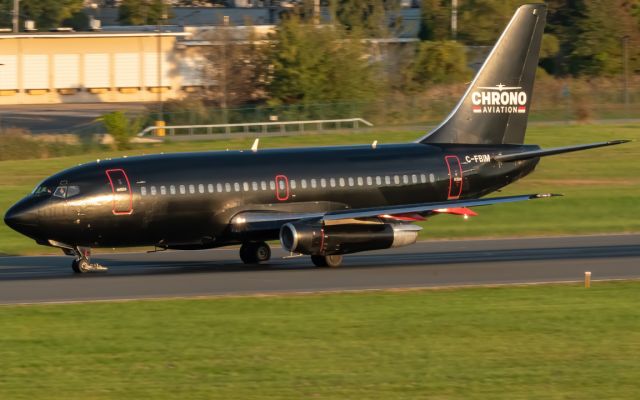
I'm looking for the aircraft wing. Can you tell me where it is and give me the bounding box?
[322,193,559,221]
[231,194,559,230]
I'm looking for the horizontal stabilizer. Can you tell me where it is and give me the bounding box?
[493,140,630,163]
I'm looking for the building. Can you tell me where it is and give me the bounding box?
[0,31,197,105]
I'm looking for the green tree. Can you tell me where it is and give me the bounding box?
[403,40,471,91]
[118,0,168,25]
[569,0,640,76]
[418,0,450,41]
[331,0,400,37]
[0,0,84,30]
[101,111,143,150]
[266,16,380,112]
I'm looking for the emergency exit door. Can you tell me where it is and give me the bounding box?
[106,169,133,215]
[445,156,463,200]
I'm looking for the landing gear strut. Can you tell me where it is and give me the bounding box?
[311,255,343,268]
[71,247,108,274]
[240,242,271,264]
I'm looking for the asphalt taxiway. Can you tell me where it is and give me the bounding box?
[0,234,638,304]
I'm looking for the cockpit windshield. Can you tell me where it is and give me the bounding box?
[32,184,53,197]
[32,182,80,198]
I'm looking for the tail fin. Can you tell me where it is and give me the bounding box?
[418,4,547,145]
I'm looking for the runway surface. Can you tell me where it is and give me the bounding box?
[0,234,638,304]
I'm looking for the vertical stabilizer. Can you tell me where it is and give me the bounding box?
[418,4,547,145]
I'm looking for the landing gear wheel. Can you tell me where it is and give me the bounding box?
[311,255,343,268]
[71,258,92,274]
[240,242,271,264]
[70,246,108,273]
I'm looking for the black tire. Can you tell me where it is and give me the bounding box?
[311,255,327,267]
[311,255,343,268]
[72,258,91,274]
[239,243,257,264]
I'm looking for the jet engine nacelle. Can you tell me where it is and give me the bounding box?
[279,220,421,256]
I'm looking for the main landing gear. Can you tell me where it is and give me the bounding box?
[239,241,272,264]
[71,247,108,274]
[311,255,343,268]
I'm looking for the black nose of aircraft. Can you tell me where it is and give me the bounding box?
[4,199,40,237]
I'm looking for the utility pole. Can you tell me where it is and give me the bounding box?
[451,0,458,40]
[155,1,167,136]
[622,35,630,116]
[12,0,19,33]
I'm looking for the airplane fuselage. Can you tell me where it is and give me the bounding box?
[9,142,539,249]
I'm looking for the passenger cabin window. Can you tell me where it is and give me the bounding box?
[269,181,275,190]
[311,179,317,188]
[261,181,267,191]
[394,175,400,184]
[150,186,157,195]
[180,185,186,194]
[199,184,205,194]
[329,178,336,188]
[141,187,147,196]
[420,174,427,183]
[252,182,258,191]
[357,177,363,186]
[189,185,195,194]
[170,185,176,195]
[243,182,249,192]
[403,175,409,184]
[366,176,373,186]
[208,184,214,193]
[301,179,307,189]
[376,176,382,185]
[429,173,435,183]
[234,183,240,192]
[291,180,297,189]
[160,186,166,195]
[348,177,354,186]
[320,178,326,188]
[412,174,418,184]
[339,178,345,187]
[217,183,223,193]
[225,183,231,192]
[385,176,391,185]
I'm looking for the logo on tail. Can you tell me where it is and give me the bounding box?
[471,83,527,114]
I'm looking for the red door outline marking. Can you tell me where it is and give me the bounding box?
[445,155,463,200]
[105,169,133,215]
[275,174,290,201]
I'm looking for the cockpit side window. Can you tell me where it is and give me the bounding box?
[52,185,80,199]
[53,186,68,198]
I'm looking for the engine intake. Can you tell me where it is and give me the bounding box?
[280,221,420,256]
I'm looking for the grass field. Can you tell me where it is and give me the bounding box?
[1,123,639,255]
[1,281,639,399]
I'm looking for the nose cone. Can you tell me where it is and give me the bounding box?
[4,198,40,237]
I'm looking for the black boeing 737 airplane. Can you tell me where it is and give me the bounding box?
[3,4,629,273]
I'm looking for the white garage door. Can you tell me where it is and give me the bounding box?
[23,54,49,89]
[114,53,140,87]
[84,53,110,88]
[143,52,171,87]
[54,54,80,89]
[0,55,18,90]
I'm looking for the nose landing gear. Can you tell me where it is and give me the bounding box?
[71,247,108,274]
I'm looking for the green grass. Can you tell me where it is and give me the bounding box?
[1,124,639,255]
[1,281,640,399]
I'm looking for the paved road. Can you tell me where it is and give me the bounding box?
[0,234,638,304]
[0,103,149,133]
